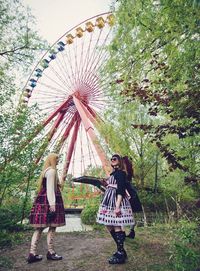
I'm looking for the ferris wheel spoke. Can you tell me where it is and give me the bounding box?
[54,112,78,152]
[41,96,73,126]
[85,53,110,88]
[43,78,67,95]
[83,44,110,88]
[35,112,67,160]
[42,67,69,94]
[89,72,112,98]
[80,31,104,83]
[47,64,70,91]
[63,47,78,89]
[79,31,94,84]
[36,80,68,95]
[31,93,66,101]
[59,51,77,90]
[54,53,74,92]
[46,111,76,152]
[72,38,81,87]
[81,47,109,88]
[75,37,85,85]
[41,71,71,95]
[48,52,72,89]
[35,100,63,111]
[31,92,66,102]
[33,97,65,105]
[79,79,101,98]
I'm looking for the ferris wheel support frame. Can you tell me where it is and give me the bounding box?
[61,117,81,181]
[72,95,110,175]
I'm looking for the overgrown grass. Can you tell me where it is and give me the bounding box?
[0,256,13,270]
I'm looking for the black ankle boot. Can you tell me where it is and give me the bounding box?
[127,229,135,239]
[111,249,127,260]
[108,251,126,264]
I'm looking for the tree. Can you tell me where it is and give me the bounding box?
[104,0,200,182]
[0,0,47,222]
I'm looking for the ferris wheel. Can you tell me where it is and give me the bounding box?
[21,12,114,182]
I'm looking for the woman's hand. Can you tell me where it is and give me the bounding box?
[100,178,108,187]
[49,205,56,212]
[114,207,121,216]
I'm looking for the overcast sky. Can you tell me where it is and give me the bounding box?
[22,0,112,44]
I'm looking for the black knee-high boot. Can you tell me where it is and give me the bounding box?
[115,231,126,254]
[109,231,127,264]
[109,230,127,256]
[110,229,117,244]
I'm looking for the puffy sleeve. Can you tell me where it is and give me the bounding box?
[46,168,56,206]
[115,170,126,197]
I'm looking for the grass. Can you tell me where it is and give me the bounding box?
[0,223,199,271]
[0,256,13,270]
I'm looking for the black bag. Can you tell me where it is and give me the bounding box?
[126,182,142,213]
[47,211,56,223]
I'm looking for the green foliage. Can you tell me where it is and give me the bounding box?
[63,165,106,207]
[97,0,200,218]
[170,220,200,271]
[104,0,200,179]
[0,200,32,232]
[0,255,13,269]
[0,202,32,248]
[0,0,46,72]
[81,197,100,225]
[0,1,48,248]
[83,165,106,178]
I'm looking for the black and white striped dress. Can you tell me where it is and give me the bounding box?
[96,170,134,226]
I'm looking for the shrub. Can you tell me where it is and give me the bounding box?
[170,219,200,271]
[81,197,100,225]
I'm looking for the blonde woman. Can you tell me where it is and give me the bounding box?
[27,153,65,264]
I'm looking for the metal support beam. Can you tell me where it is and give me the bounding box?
[73,95,110,175]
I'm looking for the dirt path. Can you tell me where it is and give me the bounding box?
[0,228,173,271]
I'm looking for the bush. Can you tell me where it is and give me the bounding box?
[81,197,100,225]
[0,201,32,248]
[170,219,200,271]
[0,203,30,232]
[0,232,12,248]
[0,207,19,231]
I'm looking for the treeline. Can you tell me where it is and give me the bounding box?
[97,0,200,219]
[0,0,47,244]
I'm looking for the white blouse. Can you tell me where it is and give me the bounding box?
[45,167,56,206]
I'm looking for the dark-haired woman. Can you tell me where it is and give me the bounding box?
[96,154,134,264]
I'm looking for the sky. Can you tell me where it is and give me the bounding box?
[22,0,112,44]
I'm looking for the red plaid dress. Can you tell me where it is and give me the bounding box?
[29,176,65,228]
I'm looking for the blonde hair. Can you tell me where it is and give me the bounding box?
[37,153,59,192]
